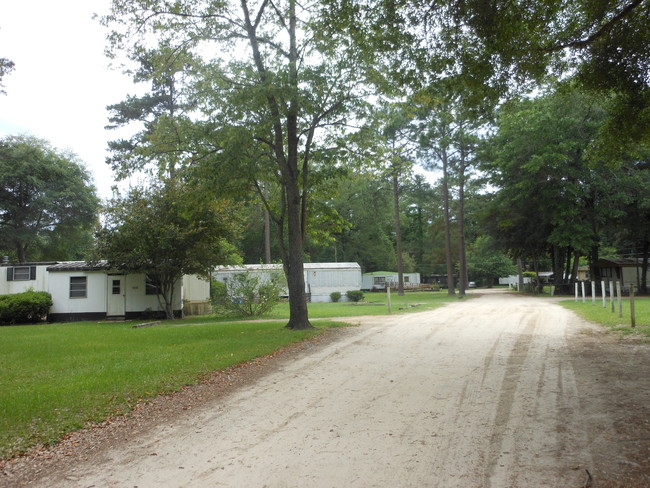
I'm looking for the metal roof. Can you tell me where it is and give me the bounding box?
[46,261,110,272]
[215,262,360,272]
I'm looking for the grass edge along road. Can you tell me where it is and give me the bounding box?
[559,296,650,337]
[0,291,455,460]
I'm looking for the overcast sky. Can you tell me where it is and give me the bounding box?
[0,0,136,199]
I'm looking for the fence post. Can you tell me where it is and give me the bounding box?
[581,281,586,303]
[630,284,636,328]
[591,281,596,305]
[575,282,578,302]
[617,281,623,318]
[601,280,606,308]
[610,280,615,313]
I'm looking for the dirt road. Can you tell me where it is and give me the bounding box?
[6,290,650,487]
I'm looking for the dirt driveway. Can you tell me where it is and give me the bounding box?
[3,290,650,487]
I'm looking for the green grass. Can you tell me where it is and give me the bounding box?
[0,319,337,459]
[559,296,650,337]
[0,290,457,460]
[221,290,460,320]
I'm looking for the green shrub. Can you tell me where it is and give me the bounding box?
[0,291,53,325]
[217,271,286,316]
[330,291,342,303]
[346,290,364,302]
[210,280,228,306]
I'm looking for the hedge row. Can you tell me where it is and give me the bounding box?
[0,291,53,325]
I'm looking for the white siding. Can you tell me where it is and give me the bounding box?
[0,264,50,295]
[123,273,182,314]
[214,263,362,302]
[182,275,211,302]
[48,272,107,315]
[361,272,421,291]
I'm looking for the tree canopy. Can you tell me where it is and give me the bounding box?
[0,135,99,262]
[103,0,368,329]
[95,179,240,319]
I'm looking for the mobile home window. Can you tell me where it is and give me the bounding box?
[6,266,36,281]
[70,276,87,298]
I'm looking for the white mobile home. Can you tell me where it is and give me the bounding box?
[1,261,210,322]
[213,262,362,302]
[361,271,421,291]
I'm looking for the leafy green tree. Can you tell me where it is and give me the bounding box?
[480,89,616,287]
[0,135,99,262]
[415,94,482,295]
[467,236,517,288]
[95,179,240,319]
[103,0,365,329]
[0,57,14,95]
[322,174,396,272]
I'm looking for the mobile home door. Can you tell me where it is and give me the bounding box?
[107,275,126,317]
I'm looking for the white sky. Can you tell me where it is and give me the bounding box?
[0,0,136,199]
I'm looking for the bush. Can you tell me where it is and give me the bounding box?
[346,290,364,302]
[215,271,286,316]
[0,291,53,325]
[210,280,228,305]
[330,291,342,303]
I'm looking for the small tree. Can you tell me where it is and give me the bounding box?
[95,179,240,319]
[218,271,286,317]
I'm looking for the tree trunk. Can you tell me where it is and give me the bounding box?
[641,238,649,294]
[392,170,405,296]
[589,244,600,284]
[571,249,580,287]
[244,0,311,330]
[283,179,312,330]
[441,151,455,296]
[457,145,467,297]
[552,245,563,289]
[564,246,573,285]
[263,186,271,264]
[16,242,27,263]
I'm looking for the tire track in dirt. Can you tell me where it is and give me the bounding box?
[7,291,649,487]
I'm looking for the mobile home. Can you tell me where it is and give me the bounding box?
[213,262,362,302]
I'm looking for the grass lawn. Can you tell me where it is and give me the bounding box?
[559,296,650,337]
[219,290,460,320]
[0,290,456,460]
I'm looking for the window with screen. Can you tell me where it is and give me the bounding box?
[70,276,87,298]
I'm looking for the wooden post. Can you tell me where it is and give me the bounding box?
[601,280,606,308]
[610,280,615,313]
[581,281,586,303]
[575,282,578,302]
[630,284,636,328]
[617,281,623,318]
[591,281,596,305]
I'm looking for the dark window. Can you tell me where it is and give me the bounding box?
[112,279,121,295]
[6,266,36,281]
[70,277,87,298]
[145,275,161,295]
